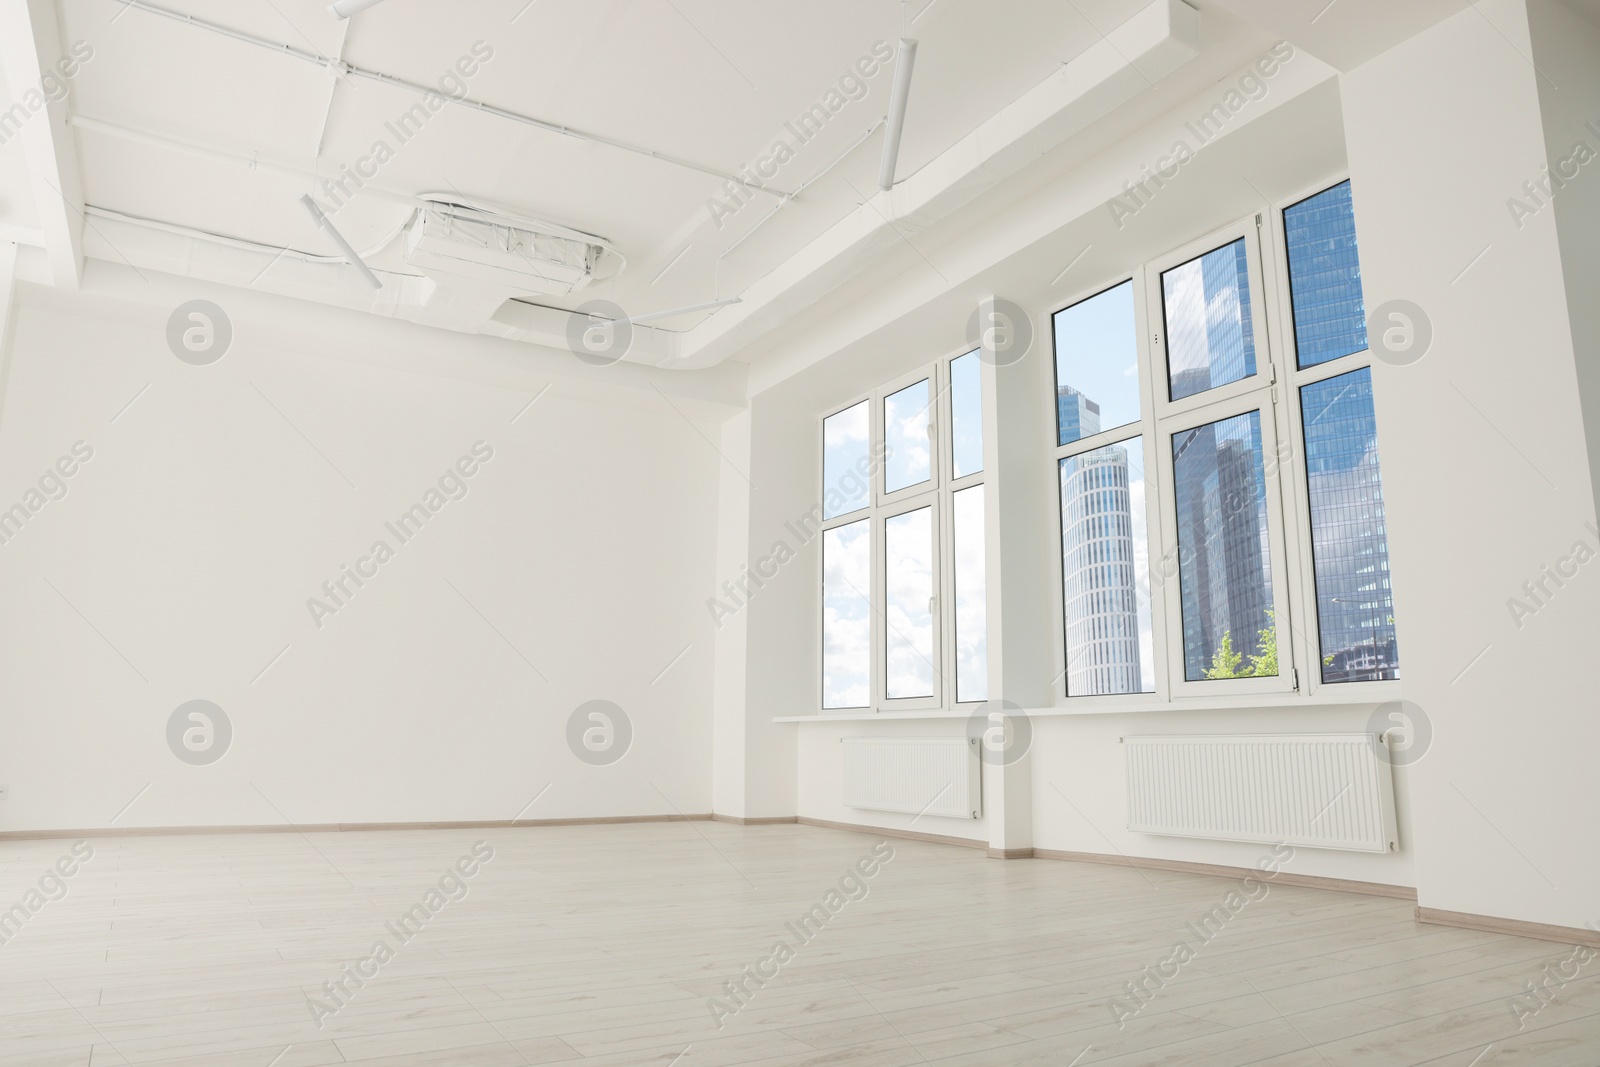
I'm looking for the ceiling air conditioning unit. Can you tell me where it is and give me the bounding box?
[402,200,618,296]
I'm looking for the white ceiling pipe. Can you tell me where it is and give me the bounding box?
[299,195,383,289]
[611,297,742,327]
[111,0,792,197]
[328,0,387,17]
[877,38,919,191]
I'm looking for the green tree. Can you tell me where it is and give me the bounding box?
[1204,630,1244,679]
[1204,609,1280,678]
[1246,609,1278,677]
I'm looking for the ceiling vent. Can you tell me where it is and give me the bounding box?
[402,200,620,296]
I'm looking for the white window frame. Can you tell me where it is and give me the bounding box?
[816,349,989,714]
[1046,199,1402,712]
[820,396,874,524]
[1150,222,1276,422]
[1270,173,1402,702]
[878,364,942,507]
[879,492,943,711]
[817,395,876,711]
[1047,272,1169,706]
[1149,218,1296,700]
[1154,389,1297,699]
[945,348,988,706]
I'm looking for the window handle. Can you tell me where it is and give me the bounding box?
[929,596,937,616]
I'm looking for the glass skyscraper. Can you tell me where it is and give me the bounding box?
[1164,238,1257,401]
[1284,181,1368,369]
[1171,412,1275,680]
[1057,385,1101,443]
[1284,181,1400,683]
[1301,369,1399,681]
[1060,439,1144,694]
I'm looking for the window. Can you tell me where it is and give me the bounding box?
[1285,181,1399,685]
[1060,441,1153,694]
[1047,183,1399,706]
[822,401,870,519]
[818,181,1397,713]
[950,351,984,477]
[1161,238,1257,401]
[1284,180,1367,368]
[1052,282,1156,697]
[884,505,936,699]
[1171,411,1276,681]
[952,484,987,702]
[817,353,987,711]
[821,519,870,709]
[1054,281,1140,446]
[883,378,932,495]
[1300,367,1398,683]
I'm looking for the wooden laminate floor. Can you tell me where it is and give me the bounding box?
[1,822,1597,1066]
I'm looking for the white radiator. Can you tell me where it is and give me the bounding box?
[842,737,981,819]
[1124,733,1398,853]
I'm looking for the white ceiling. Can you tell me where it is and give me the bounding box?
[0,0,1478,369]
[36,0,1148,319]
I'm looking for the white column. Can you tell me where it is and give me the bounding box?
[1340,0,1600,929]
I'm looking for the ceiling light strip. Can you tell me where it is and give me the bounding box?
[878,38,919,191]
[115,0,792,199]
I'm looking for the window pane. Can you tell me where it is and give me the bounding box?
[1301,369,1399,682]
[884,507,935,699]
[884,379,932,494]
[823,401,870,519]
[1162,238,1257,401]
[953,485,987,702]
[822,520,871,708]
[1054,280,1139,446]
[1171,411,1276,681]
[1285,181,1367,369]
[950,351,983,477]
[1060,439,1153,695]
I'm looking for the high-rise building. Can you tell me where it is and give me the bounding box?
[1301,369,1400,682]
[1060,440,1143,694]
[1057,385,1101,444]
[1173,417,1273,680]
[1165,239,1258,400]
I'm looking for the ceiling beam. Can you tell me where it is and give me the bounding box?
[1203,0,1471,71]
[676,0,1202,368]
[0,0,85,288]
[0,223,45,247]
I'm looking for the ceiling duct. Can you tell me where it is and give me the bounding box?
[401,200,622,297]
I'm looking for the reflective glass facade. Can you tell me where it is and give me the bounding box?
[1301,368,1399,682]
[1285,180,1368,369]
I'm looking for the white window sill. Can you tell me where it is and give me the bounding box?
[776,685,1402,723]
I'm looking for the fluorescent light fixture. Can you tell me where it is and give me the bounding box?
[328,0,387,18]
[877,38,919,192]
[299,195,383,290]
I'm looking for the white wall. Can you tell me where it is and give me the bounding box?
[0,265,731,832]
[737,0,1600,919]
[1341,0,1600,928]
[710,408,753,818]
[718,50,1418,887]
